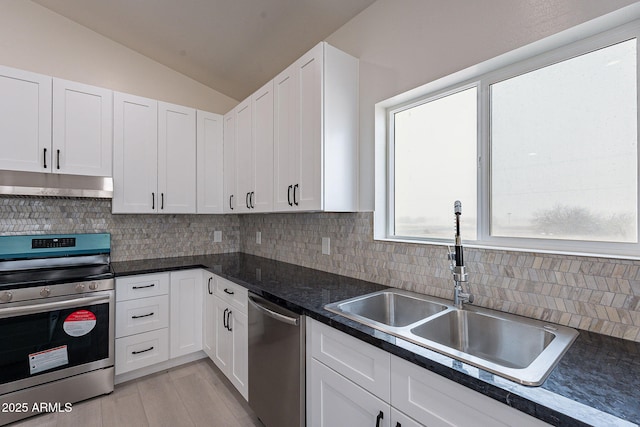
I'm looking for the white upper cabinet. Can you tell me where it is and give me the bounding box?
[230,78,275,214]
[52,78,113,176]
[196,111,224,214]
[233,98,252,212]
[158,102,197,213]
[0,66,113,177]
[112,92,158,213]
[113,95,197,214]
[0,66,52,173]
[273,42,358,212]
[223,111,236,213]
[250,80,274,212]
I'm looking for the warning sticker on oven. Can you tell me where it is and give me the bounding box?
[29,345,69,375]
[63,310,97,337]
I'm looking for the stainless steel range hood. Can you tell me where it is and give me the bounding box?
[0,170,113,198]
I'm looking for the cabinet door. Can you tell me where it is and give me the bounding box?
[196,111,223,213]
[203,275,216,359]
[158,102,196,213]
[251,80,274,213]
[223,111,236,213]
[308,358,390,427]
[296,43,323,211]
[112,92,158,213]
[234,98,252,212]
[169,270,203,358]
[212,294,231,372]
[52,78,112,176]
[229,309,248,400]
[273,65,298,211]
[0,66,51,173]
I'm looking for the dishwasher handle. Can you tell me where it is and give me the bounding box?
[248,295,299,326]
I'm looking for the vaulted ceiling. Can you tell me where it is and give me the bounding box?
[32,0,376,101]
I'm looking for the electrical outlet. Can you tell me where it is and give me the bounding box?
[322,237,330,255]
[256,231,261,245]
[213,231,222,243]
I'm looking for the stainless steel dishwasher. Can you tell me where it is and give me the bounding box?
[248,292,305,427]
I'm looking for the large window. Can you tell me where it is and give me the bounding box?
[381,21,640,257]
[392,87,477,240]
[490,39,637,244]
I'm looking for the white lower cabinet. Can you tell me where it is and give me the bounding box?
[115,273,170,375]
[307,318,549,427]
[209,276,248,400]
[115,270,205,377]
[309,358,390,427]
[169,269,203,358]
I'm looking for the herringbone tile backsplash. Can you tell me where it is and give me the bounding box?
[0,197,239,261]
[1,197,638,342]
[239,212,640,343]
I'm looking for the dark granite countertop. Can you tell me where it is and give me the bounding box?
[112,253,640,427]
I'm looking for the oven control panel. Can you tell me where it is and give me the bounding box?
[32,237,76,249]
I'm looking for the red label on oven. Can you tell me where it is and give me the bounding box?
[63,310,97,337]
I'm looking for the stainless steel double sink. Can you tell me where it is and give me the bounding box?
[324,289,578,386]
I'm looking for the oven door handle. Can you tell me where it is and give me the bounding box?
[0,295,110,319]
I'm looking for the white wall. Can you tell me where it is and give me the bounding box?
[326,0,639,210]
[0,0,237,113]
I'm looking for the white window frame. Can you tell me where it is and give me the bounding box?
[374,6,640,259]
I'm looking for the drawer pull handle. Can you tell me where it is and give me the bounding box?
[132,284,155,290]
[224,288,235,295]
[131,312,154,319]
[132,346,154,355]
[375,411,384,427]
[207,277,213,295]
[223,308,229,329]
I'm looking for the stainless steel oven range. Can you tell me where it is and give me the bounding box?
[0,233,114,426]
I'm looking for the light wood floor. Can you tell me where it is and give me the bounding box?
[11,359,264,427]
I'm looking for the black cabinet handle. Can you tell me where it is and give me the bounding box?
[375,411,384,427]
[43,148,47,169]
[224,288,235,296]
[207,277,213,295]
[396,423,401,427]
[250,191,255,208]
[56,149,60,170]
[293,184,299,206]
[229,195,234,210]
[131,312,154,319]
[246,192,250,209]
[223,308,228,329]
[132,283,155,290]
[152,192,155,210]
[287,185,293,206]
[161,193,164,210]
[226,309,232,332]
[132,346,154,355]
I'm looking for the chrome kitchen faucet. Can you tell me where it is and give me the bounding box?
[448,200,474,309]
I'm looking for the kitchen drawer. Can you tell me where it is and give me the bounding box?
[116,295,169,338]
[215,276,247,313]
[116,273,169,302]
[309,319,390,402]
[115,328,169,375]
